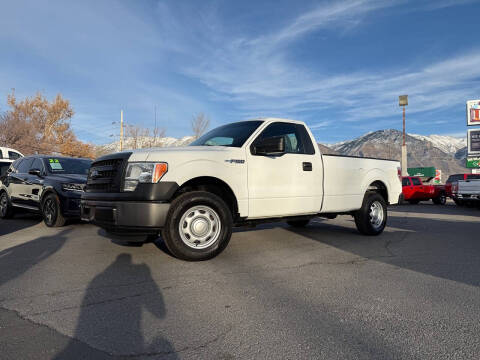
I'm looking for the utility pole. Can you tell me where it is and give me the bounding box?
[399,95,408,175]
[120,110,124,151]
[154,105,157,145]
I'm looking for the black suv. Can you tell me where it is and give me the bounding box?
[0,155,92,226]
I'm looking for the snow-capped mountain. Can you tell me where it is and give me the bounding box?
[327,129,467,181]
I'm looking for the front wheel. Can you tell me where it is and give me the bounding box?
[354,192,387,236]
[42,193,66,227]
[0,191,14,219]
[162,191,233,261]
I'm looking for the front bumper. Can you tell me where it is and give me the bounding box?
[81,200,170,233]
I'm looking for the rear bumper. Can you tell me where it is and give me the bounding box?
[81,200,170,233]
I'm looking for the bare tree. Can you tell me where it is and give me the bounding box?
[150,126,166,147]
[191,113,210,139]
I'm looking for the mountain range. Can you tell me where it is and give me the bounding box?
[327,129,467,181]
[97,129,468,183]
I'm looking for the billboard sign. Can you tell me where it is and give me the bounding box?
[468,129,480,155]
[433,169,441,184]
[467,100,480,126]
[466,157,480,168]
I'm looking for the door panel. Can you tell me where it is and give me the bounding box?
[246,122,322,218]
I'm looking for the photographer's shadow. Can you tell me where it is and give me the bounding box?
[55,254,177,359]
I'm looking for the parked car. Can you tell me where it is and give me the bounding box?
[0,160,12,177]
[0,147,23,160]
[445,173,480,203]
[452,179,480,207]
[82,118,403,261]
[0,155,92,226]
[402,176,446,204]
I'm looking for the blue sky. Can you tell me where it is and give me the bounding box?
[1,0,479,144]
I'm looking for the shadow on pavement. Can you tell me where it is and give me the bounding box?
[0,213,42,236]
[0,229,70,288]
[55,254,178,359]
[287,213,480,287]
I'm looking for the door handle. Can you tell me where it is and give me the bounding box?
[303,162,312,171]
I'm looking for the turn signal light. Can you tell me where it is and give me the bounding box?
[153,163,168,183]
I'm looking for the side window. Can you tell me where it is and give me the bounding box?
[296,125,315,155]
[30,158,45,173]
[17,158,33,173]
[466,174,480,180]
[8,151,22,160]
[402,178,410,186]
[411,177,422,186]
[254,122,305,154]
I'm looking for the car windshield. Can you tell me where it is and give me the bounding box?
[190,121,263,147]
[45,158,92,175]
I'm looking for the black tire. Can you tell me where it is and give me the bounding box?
[453,198,464,206]
[354,192,387,236]
[0,191,14,219]
[161,191,233,261]
[408,200,420,205]
[432,193,446,205]
[287,219,310,227]
[42,193,66,227]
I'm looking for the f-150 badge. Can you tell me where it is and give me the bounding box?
[225,159,245,164]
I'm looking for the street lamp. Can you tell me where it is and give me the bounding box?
[399,95,408,176]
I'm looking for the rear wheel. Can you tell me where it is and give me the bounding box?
[432,193,446,205]
[162,191,232,261]
[0,191,14,219]
[42,193,66,227]
[287,219,310,227]
[354,192,387,236]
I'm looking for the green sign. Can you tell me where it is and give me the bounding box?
[466,157,480,168]
[407,167,436,177]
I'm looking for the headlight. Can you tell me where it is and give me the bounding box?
[123,162,168,192]
[62,183,85,192]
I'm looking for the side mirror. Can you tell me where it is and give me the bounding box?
[253,136,285,156]
[29,168,43,177]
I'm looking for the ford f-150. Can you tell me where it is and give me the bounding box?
[81,118,403,261]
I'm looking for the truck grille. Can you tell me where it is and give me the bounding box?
[86,156,129,193]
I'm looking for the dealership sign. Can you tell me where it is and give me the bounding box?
[468,129,480,155]
[467,100,480,126]
[466,157,480,168]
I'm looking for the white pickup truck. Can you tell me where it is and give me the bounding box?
[81,118,402,260]
[452,179,480,205]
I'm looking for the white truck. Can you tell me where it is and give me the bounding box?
[452,179,480,205]
[81,118,402,261]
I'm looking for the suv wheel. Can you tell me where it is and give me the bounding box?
[42,193,66,227]
[354,192,387,236]
[162,191,233,261]
[0,191,14,219]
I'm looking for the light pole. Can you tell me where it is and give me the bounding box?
[399,95,408,175]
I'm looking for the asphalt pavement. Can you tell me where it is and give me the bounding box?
[0,202,479,359]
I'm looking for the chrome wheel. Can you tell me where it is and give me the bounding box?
[369,201,384,230]
[178,205,221,249]
[0,193,7,217]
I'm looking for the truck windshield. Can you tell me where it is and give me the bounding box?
[190,121,263,147]
[45,158,92,175]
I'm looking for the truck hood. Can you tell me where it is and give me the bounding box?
[128,146,243,162]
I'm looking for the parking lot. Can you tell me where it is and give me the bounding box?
[0,202,479,359]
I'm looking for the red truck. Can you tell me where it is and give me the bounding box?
[402,176,446,205]
[445,173,480,203]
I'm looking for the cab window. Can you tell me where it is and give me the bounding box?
[411,177,422,186]
[254,122,313,154]
[402,178,411,186]
[8,151,22,160]
[30,158,45,173]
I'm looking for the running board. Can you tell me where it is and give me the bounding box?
[11,203,39,211]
